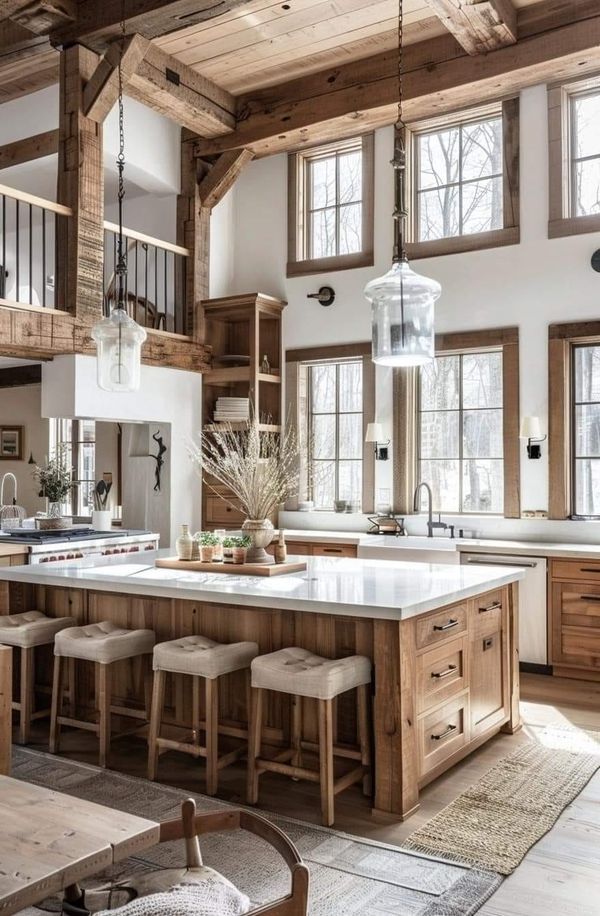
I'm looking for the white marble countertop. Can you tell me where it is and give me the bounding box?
[0,549,523,621]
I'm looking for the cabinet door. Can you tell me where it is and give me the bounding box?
[470,623,508,738]
[551,581,600,670]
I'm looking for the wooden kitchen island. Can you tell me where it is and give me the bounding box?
[0,552,523,820]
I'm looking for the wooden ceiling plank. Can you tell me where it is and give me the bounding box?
[0,128,58,167]
[193,10,600,157]
[198,148,255,209]
[82,34,149,122]
[50,0,265,52]
[125,43,236,137]
[425,0,517,55]
[9,0,76,35]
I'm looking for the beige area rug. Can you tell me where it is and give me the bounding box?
[403,725,600,875]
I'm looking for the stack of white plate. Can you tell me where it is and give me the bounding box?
[214,397,250,423]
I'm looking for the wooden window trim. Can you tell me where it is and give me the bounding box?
[285,342,375,513]
[287,134,374,278]
[406,98,520,261]
[394,327,520,518]
[548,75,600,239]
[548,320,600,519]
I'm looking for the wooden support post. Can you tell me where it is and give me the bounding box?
[0,646,11,775]
[83,34,148,123]
[177,135,209,342]
[57,44,105,325]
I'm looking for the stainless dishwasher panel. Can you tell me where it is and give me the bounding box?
[460,553,548,665]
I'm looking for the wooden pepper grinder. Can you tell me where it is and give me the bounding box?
[274,529,287,564]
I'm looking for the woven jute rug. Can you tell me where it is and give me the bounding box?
[403,726,600,875]
[12,747,502,916]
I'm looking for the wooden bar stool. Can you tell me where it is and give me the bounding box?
[0,611,75,744]
[247,647,372,826]
[50,621,155,767]
[148,634,259,795]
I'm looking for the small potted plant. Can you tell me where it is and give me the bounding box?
[222,536,236,564]
[231,535,251,565]
[199,531,219,562]
[33,446,73,529]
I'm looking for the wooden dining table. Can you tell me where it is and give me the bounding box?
[0,775,160,915]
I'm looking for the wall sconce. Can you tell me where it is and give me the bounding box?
[306,286,335,307]
[520,416,546,459]
[365,422,390,461]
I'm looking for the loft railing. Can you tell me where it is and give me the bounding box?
[103,222,190,335]
[0,183,71,311]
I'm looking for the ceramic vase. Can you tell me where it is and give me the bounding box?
[242,519,274,565]
[176,524,193,561]
[92,510,112,531]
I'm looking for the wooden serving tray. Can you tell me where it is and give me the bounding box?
[155,557,307,577]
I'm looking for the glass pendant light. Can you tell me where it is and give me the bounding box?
[364,0,441,367]
[92,3,146,392]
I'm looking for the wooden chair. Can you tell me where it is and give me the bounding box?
[0,646,11,775]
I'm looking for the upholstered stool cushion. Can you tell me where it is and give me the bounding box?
[0,611,76,649]
[251,647,371,700]
[153,636,258,679]
[96,868,251,916]
[54,621,155,664]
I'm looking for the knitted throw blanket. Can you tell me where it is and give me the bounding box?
[96,876,251,916]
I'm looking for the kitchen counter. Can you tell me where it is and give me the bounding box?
[0,548,524,621]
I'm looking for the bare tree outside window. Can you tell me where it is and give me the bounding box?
[308,146,363,259]
[307,359,363,509]
[415,115,504,242]
[573,344,600,515]
[418,352,503,513]
[571,91,600,218]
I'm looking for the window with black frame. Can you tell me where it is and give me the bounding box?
[572,344,600,516]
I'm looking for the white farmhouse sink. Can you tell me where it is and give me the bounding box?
[357,535,460,565]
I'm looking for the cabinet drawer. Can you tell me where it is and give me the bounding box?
[552,582,600,669]
[205,496,245,526]
[552,559,600,582]
[471,588,504,639]
[312,543,357,558]
[416,604,468,650]
[417,637,468,714]
[418,693,469,779]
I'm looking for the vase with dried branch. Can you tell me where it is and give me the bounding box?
[189,419,301,565]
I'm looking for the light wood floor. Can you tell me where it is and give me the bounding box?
[19,672,600,914]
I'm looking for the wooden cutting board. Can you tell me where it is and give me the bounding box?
[155,557,307,576]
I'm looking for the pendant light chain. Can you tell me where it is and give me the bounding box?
[115,0,127,311]
[392,0,408,264]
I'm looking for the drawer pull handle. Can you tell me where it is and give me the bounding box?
[323,548,343,553]
[431,664,457,680]
[431,724,457,741]
[581,595,600,602]
[479,601,502,614]
[433,618,459,632]
[581,569,600,574]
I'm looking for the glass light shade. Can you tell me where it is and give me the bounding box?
[91,306,147,392]
[520,416,542,439]
[365,422,384,443]
[364,259,441,366]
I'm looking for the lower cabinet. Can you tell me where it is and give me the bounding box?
[551,558,600,677]
[267,540,358,558]
[415,586,510,785]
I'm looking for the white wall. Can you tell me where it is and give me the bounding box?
[221,84,600,542]
[0,384,48,515]
[41,356,202,544]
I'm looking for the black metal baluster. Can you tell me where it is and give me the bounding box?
[42,208,47,308]
[154,244,158,324]
[163,247,168,331]
[144,243,148,328]
[28,203,32,306]
[135,240,139,323]
[1,194,5,299]
[15,199,20,302]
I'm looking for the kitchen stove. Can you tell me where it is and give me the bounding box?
[0,529,159,564]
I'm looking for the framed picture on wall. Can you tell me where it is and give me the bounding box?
[0,426,24,460]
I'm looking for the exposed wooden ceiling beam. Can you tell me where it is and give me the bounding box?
[198,148,254,210]
[126,42,235,138]
[82,34,148,122]
[0,31,58,103]
[194,4,600,158]
[8,0,76,35]
[0,128,58,167]
[50,0,262,53]
[426,0,517,55]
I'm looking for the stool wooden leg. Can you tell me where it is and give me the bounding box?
[205,677,219,796]
[147,668,166,781]
[67,658,77,718]
[49,655,62,754]
[97,663,112,769]
[357,683,372,797]
[18,646,34,745]
[291,694,302,771]
[246,686,264,805]
[192,675,201,745]
[318,698,335,827]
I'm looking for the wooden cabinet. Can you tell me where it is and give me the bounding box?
[413,586,511,785]
[267,540,358,558]
[551,558,600,677]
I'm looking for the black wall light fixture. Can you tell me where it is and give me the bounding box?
[520,417,546,459]
[307,286,335,307]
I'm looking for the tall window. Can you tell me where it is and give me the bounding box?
[287,134,374,276]
[572,344,600,516]
[50,418,96,517]
[414,113,504,242]
[570,89,600,218]
[307,359,363,510]
[418,351,504,514]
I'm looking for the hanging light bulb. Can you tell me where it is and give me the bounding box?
[364,0,440,367]
[92,1,146,392]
